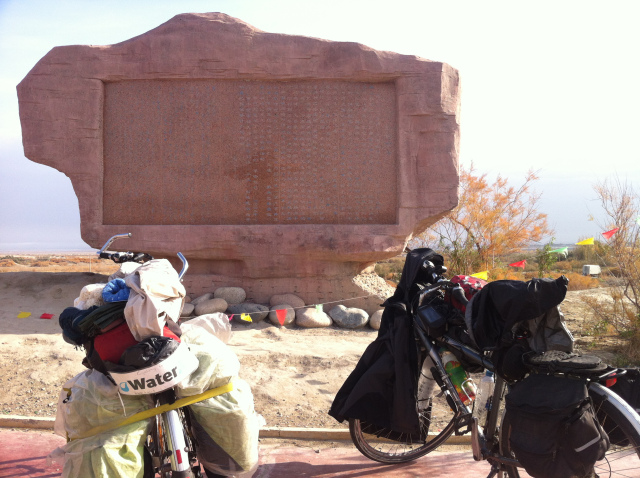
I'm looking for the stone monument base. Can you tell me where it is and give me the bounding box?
[180,271,386,315]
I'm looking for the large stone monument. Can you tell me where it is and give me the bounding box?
[17,13,460,312]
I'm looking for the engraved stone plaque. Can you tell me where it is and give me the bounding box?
[103,80,397,225]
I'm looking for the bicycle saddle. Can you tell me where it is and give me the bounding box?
[524,350,608,375]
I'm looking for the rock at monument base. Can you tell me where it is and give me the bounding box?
[181,302,195,318]
[228,303,269,324]
[296,308,332,328]
[194,298,228,316]
[191,293,214,306]
[268,305,295,326]
[214,286,246,305]
[269,294,305,309]
[369,309,384,330]
[329,305,369,329]
[185,274,389,316]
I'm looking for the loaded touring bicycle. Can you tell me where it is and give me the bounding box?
[330,248,640,478]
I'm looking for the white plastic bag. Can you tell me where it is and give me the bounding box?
[177,322,260,475]
[50,370,152,478]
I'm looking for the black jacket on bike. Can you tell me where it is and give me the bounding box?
[329,249,444,436]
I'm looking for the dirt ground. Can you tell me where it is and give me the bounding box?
[0,257,619,430]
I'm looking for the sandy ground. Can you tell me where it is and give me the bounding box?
[0,267,615,430]
[0,270,378,429]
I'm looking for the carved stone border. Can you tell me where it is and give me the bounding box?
[18,13,459,263]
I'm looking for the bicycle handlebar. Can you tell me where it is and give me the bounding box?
[96,233,189,281]
[418,275,469,307]
[99,251,153,264]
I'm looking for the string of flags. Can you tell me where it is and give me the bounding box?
[16,311,54,319]
[469,226,623,279]
[227,298,372,325]
[15,295,377,325]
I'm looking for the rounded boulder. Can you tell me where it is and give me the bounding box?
[369,309,383,330]
[180,302,195,318]
[214,286,246,305]
[268,305,296,326]
[295,307,332,328]
[269,293,305,309]
[194,298,228,316]
[329,305,369,329]
[227,303,270,324]
[191,293,214,306]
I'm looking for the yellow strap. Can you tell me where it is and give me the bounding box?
[69,381,233,441]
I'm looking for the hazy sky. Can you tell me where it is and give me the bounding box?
[1,0,639,251]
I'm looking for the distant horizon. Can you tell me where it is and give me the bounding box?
[0,241,585,255]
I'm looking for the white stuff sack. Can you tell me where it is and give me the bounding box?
[124,259,185,340]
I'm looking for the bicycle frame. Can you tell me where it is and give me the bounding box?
[413,321,521,469]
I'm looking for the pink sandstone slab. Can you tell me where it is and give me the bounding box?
[17,13,460,311]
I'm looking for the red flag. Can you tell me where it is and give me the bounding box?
[602,227,619,240]
[40,313,54,319]
[509,260,527,268]
[228,314,234,322]
[276,309,287,326]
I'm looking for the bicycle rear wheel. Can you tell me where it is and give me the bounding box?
[500,383,640,478]
[348,357,457,463]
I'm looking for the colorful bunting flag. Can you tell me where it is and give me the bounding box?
[17,312,31,318]
[576,238,595,246]
[315,304,323,313]
[40,313,54,320]
[470,271,488,280]
[228,314,234,322]
[550,247,568,254]
[509,260,527,269]
[275,309,287,326]
[602,227,620,240]
[240,313,252,323]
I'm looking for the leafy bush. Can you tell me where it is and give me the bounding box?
[375,257,404,283]
[554,260,582,272]
[564,272,599,291]
[584,178,640,363]
[0,255,30,265]
[489,268,522,281]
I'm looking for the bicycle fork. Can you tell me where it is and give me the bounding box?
[156,390,195,478]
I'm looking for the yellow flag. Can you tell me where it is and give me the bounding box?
[17,311,31,318]
[240,313,252,323]
[470,271,489,280]
[576,237,595,246]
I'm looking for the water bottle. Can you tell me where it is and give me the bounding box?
[441,350,476,405]
[417,357,437,411]
[474,370,495,425]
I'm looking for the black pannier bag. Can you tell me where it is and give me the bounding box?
[505,374,609,478]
